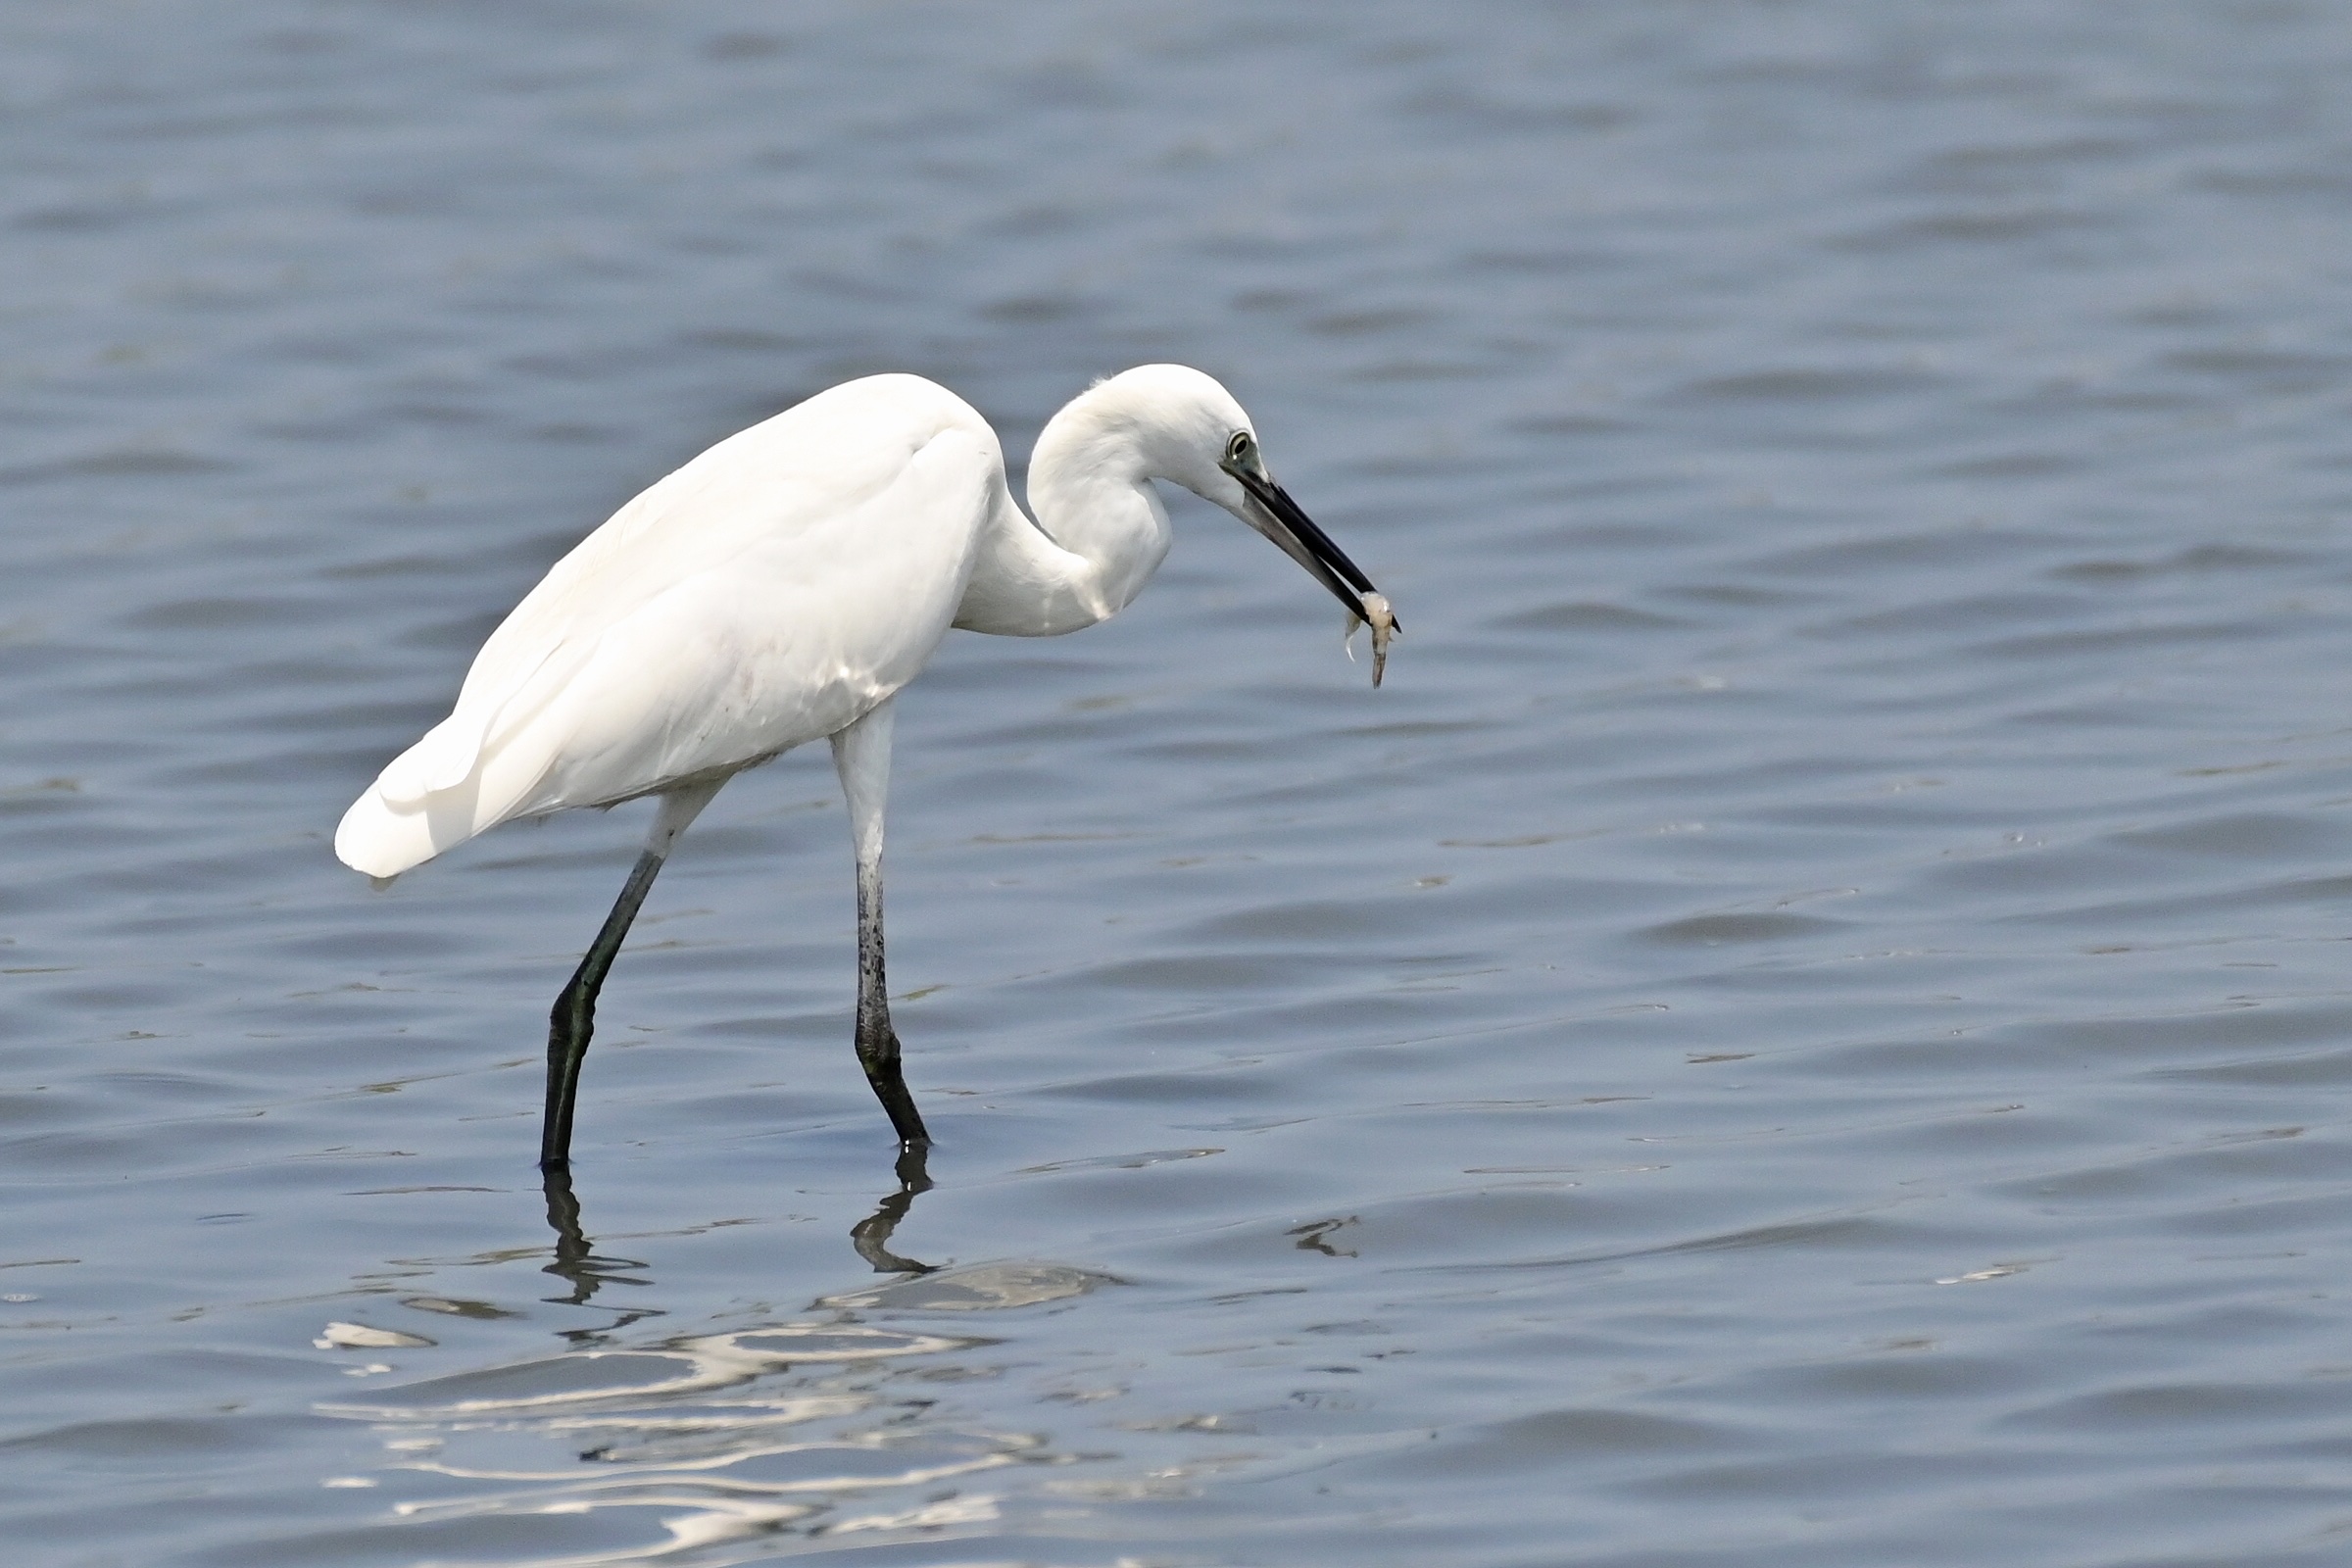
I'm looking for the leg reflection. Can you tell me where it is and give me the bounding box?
[850,1144,937,1275]
[540,1166,656,1311]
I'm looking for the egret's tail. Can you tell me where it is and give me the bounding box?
[334,787,445,879]
[336,716,514,878]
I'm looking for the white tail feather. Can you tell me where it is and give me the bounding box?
[334,787,448,879]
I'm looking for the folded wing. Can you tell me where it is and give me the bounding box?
[337,376,1001,878]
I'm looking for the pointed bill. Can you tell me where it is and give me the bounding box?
[1219,447,1399,684]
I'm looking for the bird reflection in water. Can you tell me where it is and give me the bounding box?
[539,1147,937,1318]
[850,1145,938,1276]
[538,1169,662,1338]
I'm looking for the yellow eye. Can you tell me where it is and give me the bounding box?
[1226,431,1252,463]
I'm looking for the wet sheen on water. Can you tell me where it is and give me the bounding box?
[6,3,2352,1564]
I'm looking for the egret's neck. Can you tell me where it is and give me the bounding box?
[951,412,1174,638]
[1027,434,1175,614]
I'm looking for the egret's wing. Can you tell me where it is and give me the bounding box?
[456,382,945,716]
[338,379,997,878]
[473,425,995,820]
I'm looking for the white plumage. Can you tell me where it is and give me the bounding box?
[343,374,994,875]
[335,365,1393,1169]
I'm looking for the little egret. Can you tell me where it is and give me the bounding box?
[336,366,1396,1170]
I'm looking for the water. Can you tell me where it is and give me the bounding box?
[6,2,2352,1562]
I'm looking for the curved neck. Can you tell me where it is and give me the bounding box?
[1027,436,1173,615]
[952,406,1176,638]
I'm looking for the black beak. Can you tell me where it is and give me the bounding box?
[1222,461,1397,632]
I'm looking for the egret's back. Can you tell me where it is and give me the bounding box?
[337,375,1004,878]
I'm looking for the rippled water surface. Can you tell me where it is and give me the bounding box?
[9,3,2352,1563]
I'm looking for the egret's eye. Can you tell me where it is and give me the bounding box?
[1225,431,1253,464]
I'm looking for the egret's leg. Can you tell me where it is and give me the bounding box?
[541,778,724,1171]
[832,699,931,1149]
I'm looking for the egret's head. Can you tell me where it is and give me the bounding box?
[1031,365,1397,681]
[1062,363,1256,510]
[1058,364,1394,639]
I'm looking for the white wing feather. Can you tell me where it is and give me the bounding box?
[337,375,1001,878]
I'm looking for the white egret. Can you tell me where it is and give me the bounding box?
[336,365,1396,1170]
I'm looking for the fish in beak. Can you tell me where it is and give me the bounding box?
[1219,433,1399,686]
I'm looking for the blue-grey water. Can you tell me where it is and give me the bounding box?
[7,2,2352,1563]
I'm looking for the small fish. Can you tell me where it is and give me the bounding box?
[1345,592,1400,687]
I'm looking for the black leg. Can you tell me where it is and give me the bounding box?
[542,847,667,1171]
[833,699,930,1151]
[854,861,930,1150]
